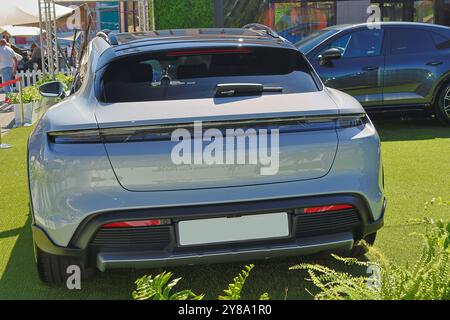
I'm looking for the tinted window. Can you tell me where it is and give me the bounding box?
[101,47,319,103]
[431,32,447,45]
[295,29,340,54]
[431,32,450,49]
[327,29,384,58]
[390,29,435,54]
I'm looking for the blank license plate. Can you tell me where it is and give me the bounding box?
[178,212,289,246]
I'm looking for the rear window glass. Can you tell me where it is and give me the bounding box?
[100,47,319,103]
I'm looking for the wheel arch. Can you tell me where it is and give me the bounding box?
[432,73,450,107]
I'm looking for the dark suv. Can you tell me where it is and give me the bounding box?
[296,22,450,125]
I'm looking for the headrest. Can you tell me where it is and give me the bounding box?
[129,63,153,82]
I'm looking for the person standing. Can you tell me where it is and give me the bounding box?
[0,39,18,94]
[30,43,42,67]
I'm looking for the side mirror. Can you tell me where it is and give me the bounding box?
[319,48,342,66]
[39,81,66,99]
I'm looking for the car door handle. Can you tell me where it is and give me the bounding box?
[362,66,379,71]
[426,61,443,66]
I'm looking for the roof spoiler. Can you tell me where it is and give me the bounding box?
[242,23,280,38]
[96,29,118,46]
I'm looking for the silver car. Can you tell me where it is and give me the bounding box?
[28,27,386,283]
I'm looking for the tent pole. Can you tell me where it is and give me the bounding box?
[38,0,46,74]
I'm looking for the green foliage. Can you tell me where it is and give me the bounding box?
[259,292,270,300]
[132,264,268,300]
[424,196,450,210]
[132,271,204,300]
[36,73,74,90]
[154,0,213,29]
[9,85,40,104]
[290,217,450,300]
[218,264,254,300]
[9,73,74,104]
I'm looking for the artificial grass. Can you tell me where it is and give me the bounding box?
[0,118,448,300]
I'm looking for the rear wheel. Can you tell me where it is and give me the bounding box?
[34,244,93,284]
[435,84,450,126]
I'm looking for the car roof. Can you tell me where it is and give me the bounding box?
[93,28,298,71]
[327,21,450,32]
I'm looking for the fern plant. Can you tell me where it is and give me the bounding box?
[132,264,269,300]
[132,271,204,300]
[218,264,254,300]
[259,292,270,300]
[291,218,450,300]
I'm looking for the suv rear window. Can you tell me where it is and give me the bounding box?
[100,47,319,103]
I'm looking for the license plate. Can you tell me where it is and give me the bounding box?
[178,212,289,246]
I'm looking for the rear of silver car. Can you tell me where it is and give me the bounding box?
[28,37,385,282]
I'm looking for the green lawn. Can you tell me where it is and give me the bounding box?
[0,118,449,300]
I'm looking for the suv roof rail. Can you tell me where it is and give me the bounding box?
[96,29,118,46]
[242,23,280,38]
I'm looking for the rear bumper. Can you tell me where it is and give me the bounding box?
[96,233,354,272]
[32,194,385,271]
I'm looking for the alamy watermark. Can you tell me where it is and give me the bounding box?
[366,265,381,290]
[366,4,382,30]
[66,265,81,290]
[171,121,280,176]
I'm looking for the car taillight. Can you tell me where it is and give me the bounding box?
[48,129,102,144]
[102,219,170,228]
[303,204,353,214]
[336,114,369,128]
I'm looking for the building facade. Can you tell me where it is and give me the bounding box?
[217,0,450,43]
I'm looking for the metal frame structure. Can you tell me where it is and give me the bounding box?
[137,0,149,32]
[39,0,60,77]
[39,0,150,77]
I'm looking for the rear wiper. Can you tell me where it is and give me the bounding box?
[214,83,283,97]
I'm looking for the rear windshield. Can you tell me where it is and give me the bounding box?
[100,47,319,103]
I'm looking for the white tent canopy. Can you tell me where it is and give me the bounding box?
[0,25,43,37]
[0,0,74,26]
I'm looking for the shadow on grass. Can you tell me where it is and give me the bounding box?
[167,254,370,300]
[371,116,450,142]
[0,216,370,300]
[0,214,141,299]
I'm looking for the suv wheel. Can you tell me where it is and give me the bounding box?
[34,244,93,284]
[435,84,450,126]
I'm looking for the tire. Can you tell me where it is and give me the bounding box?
[434,83,450,126]
[337,233,377,258]
[34,244,93,284]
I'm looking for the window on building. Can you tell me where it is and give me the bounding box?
[390,28,435,54]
